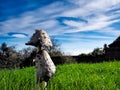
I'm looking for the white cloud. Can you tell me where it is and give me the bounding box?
[57,0,120,35]
[0,1,65,34]
[1,0,120,35]
[97,27,120,36]
[63,13,120,33]
[12,34,27,38]
[0,16,35,35]
[63,20,85,27]
[54,33,114,42]
[35,20,58,29]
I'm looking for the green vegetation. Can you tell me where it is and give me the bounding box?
[0,61,120,90]
[0,67,35,90]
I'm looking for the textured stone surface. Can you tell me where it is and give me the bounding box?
[25,29,56,84]
[35,50,56,82]
[26,30,52,48]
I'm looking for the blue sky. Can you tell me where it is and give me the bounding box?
[0,0,120,55]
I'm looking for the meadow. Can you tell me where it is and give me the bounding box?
[0,61,120,90]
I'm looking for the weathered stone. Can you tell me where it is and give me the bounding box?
[25,29,56,90]
[26,30,52,48]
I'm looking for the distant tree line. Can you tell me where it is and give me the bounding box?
[0,38,75,69]
[0,42,34,69]
[79,47,103,57]
[1,39,118,69]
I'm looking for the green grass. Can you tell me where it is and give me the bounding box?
[0,61,120,90]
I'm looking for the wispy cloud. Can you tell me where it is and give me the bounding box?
[1,0,120,35]
[0,1,66,35]
[61,0,120,33]
[11,34,27,38]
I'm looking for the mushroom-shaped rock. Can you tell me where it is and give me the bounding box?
[25,30,52,48]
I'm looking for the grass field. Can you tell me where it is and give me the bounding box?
[0,61,120,90]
